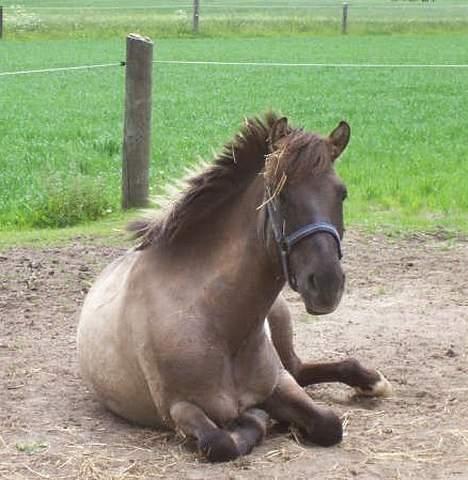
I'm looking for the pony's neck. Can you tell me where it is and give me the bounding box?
[166,175,284,349]
[213,177,284,347]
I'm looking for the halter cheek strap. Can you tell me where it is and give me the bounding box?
[265,194,343,292]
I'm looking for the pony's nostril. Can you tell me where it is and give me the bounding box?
[308,274,317,290]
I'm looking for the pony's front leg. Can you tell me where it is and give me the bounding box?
[267,295,392,397]
[296,358,392,397]
[170,401,238,462]
[229,408,269,455]
[170,402,268,462]
[262,370,343,447]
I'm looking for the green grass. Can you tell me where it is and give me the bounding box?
[2,0,468,39]
[1,34,468,238]
[0,212,134,249]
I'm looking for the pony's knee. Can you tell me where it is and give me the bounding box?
[231,408,269,455]
[169,401,241,462]
[238,408,269,436]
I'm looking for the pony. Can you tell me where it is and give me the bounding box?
[78,113,391,462]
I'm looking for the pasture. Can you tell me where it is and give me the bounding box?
[3,0,468,38]
[1,34,468,232]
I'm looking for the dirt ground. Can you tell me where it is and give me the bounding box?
[1,230,467,480]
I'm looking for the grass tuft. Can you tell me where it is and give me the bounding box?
[26,175,115,228]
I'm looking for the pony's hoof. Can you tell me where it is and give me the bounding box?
[354,371,393,397]
[198,430,240,463]
[305,409,343,447]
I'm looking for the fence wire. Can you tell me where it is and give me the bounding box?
[1,59,468,78]
[152,60,468,68]
[0,62,124,77]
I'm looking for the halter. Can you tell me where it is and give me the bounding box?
[265,189,343,292]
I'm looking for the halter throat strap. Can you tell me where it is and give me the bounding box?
[265,193,342,292]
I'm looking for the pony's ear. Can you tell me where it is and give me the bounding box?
[269,117,289,147]
[329,121,351,161]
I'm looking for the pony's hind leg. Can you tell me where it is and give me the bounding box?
[267,295,392,397]
[169,402,268,462]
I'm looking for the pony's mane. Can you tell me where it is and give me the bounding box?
[129,112,330,249]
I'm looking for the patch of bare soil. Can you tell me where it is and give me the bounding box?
[0,231,467,480]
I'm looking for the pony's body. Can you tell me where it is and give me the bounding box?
[79,249,281,429]
[78,114,391,461]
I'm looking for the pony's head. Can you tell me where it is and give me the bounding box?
[264,117,350,315]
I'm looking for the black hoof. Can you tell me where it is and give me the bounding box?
[198,430,240,462]
[305,410,343,447]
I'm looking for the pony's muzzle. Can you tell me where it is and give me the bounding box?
[302,269,345,315]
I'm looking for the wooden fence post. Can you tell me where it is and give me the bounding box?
[193,0,200,34]
[0,7,4,39]
[122,33,153,209]
[341,2,348,35]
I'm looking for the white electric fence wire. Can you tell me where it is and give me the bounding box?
[1,60,468,78]
[0,62,124,77]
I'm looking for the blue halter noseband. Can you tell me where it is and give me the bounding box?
[265,190,343,292]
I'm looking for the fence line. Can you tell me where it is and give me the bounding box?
[153,60,468,68]
[4,3,468,10]
[0,62,124,77]
[154,60,468,68]
[2,59,468,78]
[3,2,467,38]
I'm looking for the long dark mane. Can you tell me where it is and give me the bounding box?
[129,113,330,249]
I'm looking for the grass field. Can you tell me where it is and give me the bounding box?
[3,0,468,38]
[1,33,467,235]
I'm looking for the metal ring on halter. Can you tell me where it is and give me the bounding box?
[265,189,342,292]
